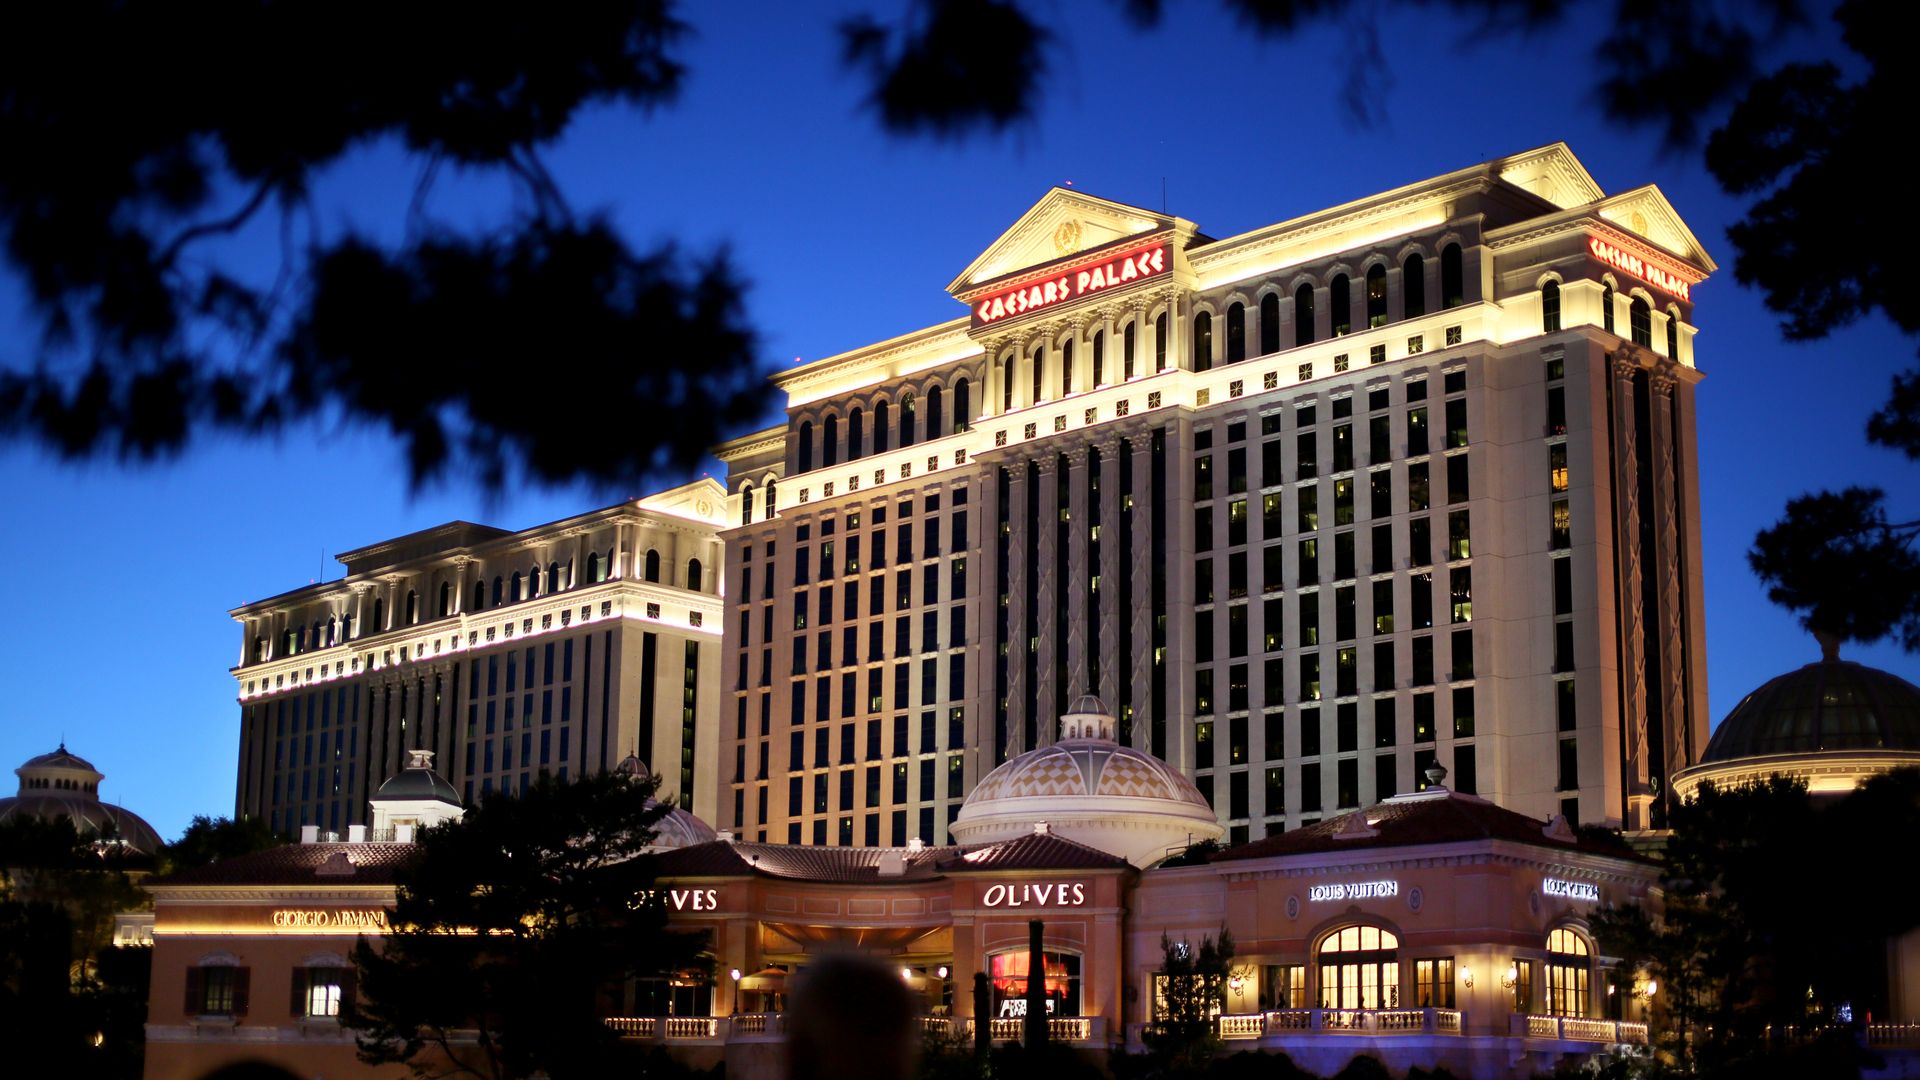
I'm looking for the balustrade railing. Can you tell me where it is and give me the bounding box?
[605,1013,1099,1044]
[1512,1015,1648,1045]
[1207,1008,1467,1039]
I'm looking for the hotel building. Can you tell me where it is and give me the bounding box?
[229,480,730,832]
[714,142,1715,850]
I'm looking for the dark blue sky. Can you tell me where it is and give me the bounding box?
[3,3,1911,841]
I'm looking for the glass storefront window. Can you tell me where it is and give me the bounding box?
[989,950,1081,1018]
[1414,957,1454,1008]
[1261,964,1306,1010]
[1545,927,1591,1017]
[1317,925,1399,1009]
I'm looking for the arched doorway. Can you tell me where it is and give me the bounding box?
[1544,927,1591,1017]
[1317,925,1400,1010]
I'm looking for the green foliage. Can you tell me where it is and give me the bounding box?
[1157,839,1222,868]
[1749,487,1920,651]
[1589,770,1920,1077]
[1139,929,1234,1077]
[162,814,286,874]
[348,770,709,1079]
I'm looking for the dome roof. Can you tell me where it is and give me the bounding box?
[614,751,716,849]
[953,697,1222,866]
[3,744,160,853]
[373,751,461,806]
[1701,657,1920,763]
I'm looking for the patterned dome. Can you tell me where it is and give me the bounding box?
[953,699,1222,866]
[1,743,162,853]
[616,751,717,849]
[1674,643,1920,800]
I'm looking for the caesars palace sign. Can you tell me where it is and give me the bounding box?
[1588,237,1692,302]
[971,243,1172,328]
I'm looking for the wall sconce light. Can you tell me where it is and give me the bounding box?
[1462,967,1474,989]
[1501,965,1519,991]
[901,967,915,982]
[938,965,950,980]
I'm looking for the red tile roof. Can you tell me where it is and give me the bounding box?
[1212,789,1643,863]
[652,831,1131,883]
[151,842,420,887]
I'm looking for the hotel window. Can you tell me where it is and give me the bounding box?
[1333,478,1354,526]
[1294,283,1315,346]
[1332,424,1353,473]
[1667,306,1680,358]
[1366,470,1391,520]
[902,391,918,445]
[1453,742,1477,794]
[1414,958,1455,1008]
[1630,296,1652,347]
[1403,254,1426,317]
[1558,737,1579,792]
[186,961,249,1017]
[1545,928,1591,1017]
[824,414,839,467]
[1317,926,1400,1009]
[1440,244,1463,309]
[1447,510,1470,560]
[1602,283,1615,334]
[1373,579,1394,635]
[1444,398,1467,449]
[1541,280,1561,332]
[1262,964,1306,1010]
[1549,443,1568,492]
[1123,323,1137,379]
[1155,312,1168,371]
[293,966,352,1019]
[797,420,814,473]
[1259,292,1281,355]
[1446,453,1468,503]
[1368,415,1391,464]
[1366,263,1388,328]
[1448,567,1472,622]
[1226,302,1246,362]
[1511,958,1537,1014]
[1375,753,1397,800]
[1330,274,1351,336]
[1550,500,1571,550]
[1407,461,1429,511]
[1557,678,1578,732]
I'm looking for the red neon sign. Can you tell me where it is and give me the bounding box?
[1588,237,1692,302]
[972,244,1170,327]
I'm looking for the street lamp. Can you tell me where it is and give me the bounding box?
[730,968,742,1015]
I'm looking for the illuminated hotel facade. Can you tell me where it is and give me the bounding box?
[714,142,1715,850]
[229,480,730,831]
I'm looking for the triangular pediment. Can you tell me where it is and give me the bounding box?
[948,188,1188,297]
[1594,185,1716,272]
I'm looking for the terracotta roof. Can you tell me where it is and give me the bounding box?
[653,831,1133,884]
[1212,789,1639,863]
[938,830,1133,872]
[152,842,420,887]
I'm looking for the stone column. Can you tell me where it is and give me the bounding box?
[1034,453,1060,743]
[1096,434,1124,710]
[1609,351,1651,827]
[1064,444,1091,697]
[1004,461,1030,756]
[1127,430,1157,748]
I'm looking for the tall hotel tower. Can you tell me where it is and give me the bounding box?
[230,482,729,834]
[714,144,1713,848]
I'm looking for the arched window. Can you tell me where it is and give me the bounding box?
[586,553,603,585]
[509,573,522,603]
[1154,312,1167,371]
[823,414,839,467]
[1123,323,1137,378]
[925,385,942,439]
[405,590,418,624]
[1192,311,1213,372]
[1630,296,1652,347]
[527,565,542,597]
[1295,283,1316,346]
[1031,345,1044,403]
[1317,925,1400,1010]
[373,597,387,630]
[873,401,890,453]
[1602,283,1615,334]
[951,380,969,432]
[797,420,814,474]
[472,582,486,611]
[438,583,451,618]
[491,577,504,606]
[1061,338,1074,395]
[1259,292,1280,355]
[847,407,864,461]
[1091,329,1105,385]
[1330,274,1352,337]
[327,615,338,644]
[1666,307,1680,358]
[1441,244,1464,309]
[1226,302,1246,363]
[988,948,1082,1018]
[1366,263,1388,328]
[1403,254,1426,318]
[1541,280,1561,333]
[687,558,703,592]
[901,392,917,447]
[547,562,561,593]
[1000,354,1014,412]
[740,482,755,526]
[644,549,662,583]
[763,480,778,517]
[1545,928,1591,1017]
